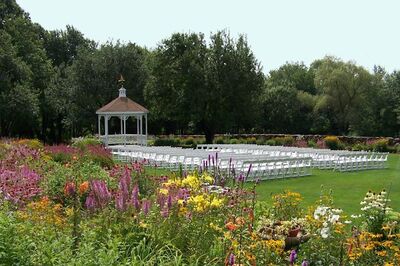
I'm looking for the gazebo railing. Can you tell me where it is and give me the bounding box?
[99,134,147,146]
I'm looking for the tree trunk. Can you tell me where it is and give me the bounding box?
[205,129,215,144]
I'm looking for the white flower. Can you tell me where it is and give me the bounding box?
[360,201,367,205]
[332,208,343,213]
[344,220,352,224]
[329,214,340,223]
[351,214,360,218]
[321,227,330,238]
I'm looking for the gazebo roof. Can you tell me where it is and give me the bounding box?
[96,97,148,114]
[96,84,148,114]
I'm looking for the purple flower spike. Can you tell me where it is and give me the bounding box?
[289,249,297,265]
[167,195,173,209]
[246,163,252,180]
[131,184,140,210]
[228,253,235,265]
[161,208,169,218]
[302,259,309,266]
[85,194,96,210]
[237,173,244,182]
[142,199,151,216]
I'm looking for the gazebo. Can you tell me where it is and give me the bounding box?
[96,78,148,146]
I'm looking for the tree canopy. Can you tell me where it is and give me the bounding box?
[1,0,399,143]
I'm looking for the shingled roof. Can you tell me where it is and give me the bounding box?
[96,84,148,114]
[96,97,148,114]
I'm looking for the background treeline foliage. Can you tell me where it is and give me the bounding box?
[1,0,399,143]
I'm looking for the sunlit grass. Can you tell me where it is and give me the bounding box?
[144,154,400,214]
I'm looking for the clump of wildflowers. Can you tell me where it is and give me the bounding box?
[360,190,391,234]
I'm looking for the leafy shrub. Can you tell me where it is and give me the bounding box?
[72,137,102,151]
[213,136,226,144]
[273,136,294,146]
[256,137,265,145]
[352,143,371,151]
[153,137,179,147]
[229,138,239,144]
[324,136,343,150]
[307,139,317,148]
[372,138,389,152]
[246,137,257,144]
[45,145,79,163]
[84,145,114,168]
[183,137,196,147]
[15,139,44,150]
[395,143,400,153]
[265,139,276,146]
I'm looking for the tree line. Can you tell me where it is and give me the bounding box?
[1,0,399,143]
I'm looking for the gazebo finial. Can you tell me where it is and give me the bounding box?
[118,74,125,85]
[118,74,126,97]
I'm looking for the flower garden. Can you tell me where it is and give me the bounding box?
[0,139,399,265]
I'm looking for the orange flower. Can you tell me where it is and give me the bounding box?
[235,217,246,226]
[79,181,89,194]
[226,222,238,231]
[64,182,76,196]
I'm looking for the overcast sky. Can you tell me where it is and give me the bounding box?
[17,0,400,73]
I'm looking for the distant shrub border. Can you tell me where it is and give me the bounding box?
[151,134,400,153]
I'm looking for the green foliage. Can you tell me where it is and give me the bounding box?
[72,136,102,151]
[2,1,400,143]
[307,139,317,148]
[324,136,345,150]
[273,136,295,146]
[213,136,226,144]
[229,138,239,144]
[372,138,389,152]
[153,137,180,147]
[246,137,257,144]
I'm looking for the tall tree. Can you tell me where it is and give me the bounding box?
[68,42,150,136]
[145,33,208,134]
[314,56,373,134]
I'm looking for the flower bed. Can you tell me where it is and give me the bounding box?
[0,139,399,265]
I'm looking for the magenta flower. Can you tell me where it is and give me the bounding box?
[87,180,111,210]
[227,253,235,265]
[302,259,310,266]
[142,199,151,215]
[289,249,297,265]
[131,184,140,210]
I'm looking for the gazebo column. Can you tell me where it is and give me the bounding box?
[98,115,101,136]
[123,115,127,146]
[105,115,109,146]
[120,116,123,134]
[145,114,148,135]
[136,115,139,136]
[145,114,148,146]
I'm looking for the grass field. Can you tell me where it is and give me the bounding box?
[145,154,400,215]
[254,154,400,214]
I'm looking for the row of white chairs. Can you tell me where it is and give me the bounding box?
[108,145,313,180]
[333,153,388,172]
[196,144,388,171]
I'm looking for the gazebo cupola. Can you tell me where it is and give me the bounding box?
[96,76,148,146]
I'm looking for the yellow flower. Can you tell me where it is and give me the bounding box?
[159,188,169,195]
[139,221,148,228]
[201,173,214,183]
[210,197,224,208]
[182,174,201,189]
[376,250,387,257]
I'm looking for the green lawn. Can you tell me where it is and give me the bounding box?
[254,154,400,214]
[144,154,400,215]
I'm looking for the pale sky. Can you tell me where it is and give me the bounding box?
[17,0,400,73]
